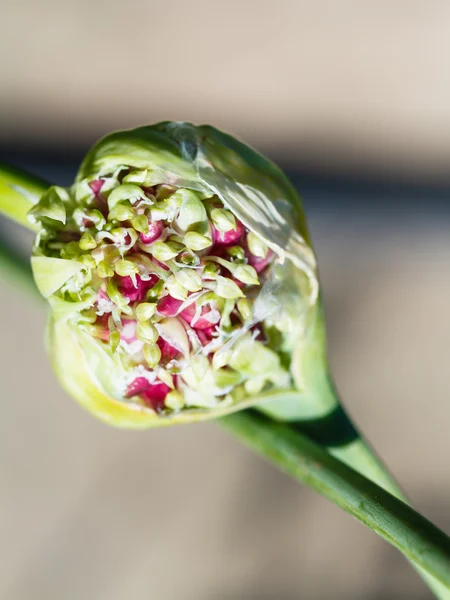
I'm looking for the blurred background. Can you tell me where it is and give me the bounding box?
[1,1,450,599]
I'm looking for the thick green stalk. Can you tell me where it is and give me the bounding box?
[0,163,48,230]
[259,304,449,598]
[221,410,450,588]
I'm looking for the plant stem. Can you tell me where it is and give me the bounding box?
[258,302,449,598]
[0,163,49,230]
[221,410,450,589]
[260,383,449,598]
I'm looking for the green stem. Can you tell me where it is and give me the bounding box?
[257,301,449,598]
[0,163,49,230]
[221,410,450,588]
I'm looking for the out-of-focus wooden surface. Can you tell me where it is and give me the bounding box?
[2,1,450,177]
[1,211,449,600]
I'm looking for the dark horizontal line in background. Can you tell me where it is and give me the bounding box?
[1,145,449,218]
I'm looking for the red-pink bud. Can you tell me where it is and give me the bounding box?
[157,295,183,317]
[140,220,164,244]
[213,219,244,245]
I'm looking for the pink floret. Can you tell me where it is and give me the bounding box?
[88,179,104,196]
[125,377,171,411]
[213,219,244,245]
[247,249,273,273]
[157,295,183,317]
[157,337,180,361]
[142,381,171,411]
[117,274,159,303]
[196,326,217,346]
[180,302,219,330]
[125,376,151,398]
[140,220,164,244]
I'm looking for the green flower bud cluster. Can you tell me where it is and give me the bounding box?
[27,122,318,428]
[29,166,293,424]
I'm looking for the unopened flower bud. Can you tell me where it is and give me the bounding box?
[174,268,202,292]
[247,231,268,258]
[136,321,159,344]
[136,302,157,321]
[210,208,236,233]
[150,241,180,261]
[175,189,207,231]
[184,232,212,251]
[79,231,97,251]
[143,343,162,367]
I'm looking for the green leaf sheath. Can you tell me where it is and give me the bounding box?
[221,410,450,589]
[0,163,49,230]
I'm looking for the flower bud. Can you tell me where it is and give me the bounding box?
[28,121,318,428]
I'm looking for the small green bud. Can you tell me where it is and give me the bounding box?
[174,269,202,292]
[227,246,245,261]
[214,276,244,299]
[85,209,106,230]
[107,184,147,210]
[79,306,98,324]
[177,251,200,267]
[78,254,97,269]
[98,260,115,278]
[151,241,181,261]
[210,208,236,232]
[136,302,157,321]
[146,279,164,300]
[131,214,149,233]
[191,354,210,380]
[79,231,97,251]
[28,186,67,225]
[247,231,268,258]
[244,377,265,395]
[106,279,132,314]
[203,262,220,279]
[165,274,188,301]
[61,241,81,260]
[122,169,149,185]
[164,390,185,411]
[143,343,162,367]
[214,368,242,389]
[233,264,259,286]
[92,244,120,266]
[237,298,253,321]
[136,321,159,344]
[109,202,134,222]
[212,349,233,370]
[109,330,121,353]
[114,259,139,277]
[60,241,82,260]
[176,190,207,231]
[184,232,212,251]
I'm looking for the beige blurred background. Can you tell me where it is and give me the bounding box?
[1,2,450,599]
